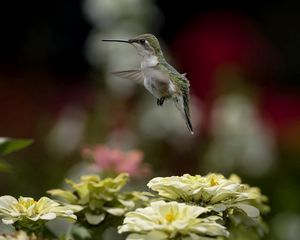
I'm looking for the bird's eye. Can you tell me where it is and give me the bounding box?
[140,39,146,44]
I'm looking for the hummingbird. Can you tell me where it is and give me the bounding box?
[102,34,194,134]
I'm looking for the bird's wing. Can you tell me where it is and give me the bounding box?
[146,66,170,84]
[158,62,190,93]
[111,70,144,84]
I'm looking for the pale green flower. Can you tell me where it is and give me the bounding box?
[0,196,81,225]
[0,195,82,234]
[148,173,266,218]
[48,173,149,225]
[118,200,229,240]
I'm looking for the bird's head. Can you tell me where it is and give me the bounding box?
[103,34,163,58]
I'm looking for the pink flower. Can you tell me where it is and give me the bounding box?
[81,145,151,177]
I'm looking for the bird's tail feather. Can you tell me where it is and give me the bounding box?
[174,96,194,135]
[184,107,194,135]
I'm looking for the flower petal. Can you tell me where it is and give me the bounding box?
[85,212,105,225]
[232,203,260,218]
[40,212,57,220]
[2,218,15,224]
[0,196,18,210]
[105,208,125,216]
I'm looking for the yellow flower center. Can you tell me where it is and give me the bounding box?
[210,177,219,186]
[15,199,37,214]
[165,213,175,223]
[19,199,36,206]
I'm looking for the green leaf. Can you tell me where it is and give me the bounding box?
[71,225,91,239]
[0,137,33,156]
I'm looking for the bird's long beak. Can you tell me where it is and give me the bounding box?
[102,39,130,43]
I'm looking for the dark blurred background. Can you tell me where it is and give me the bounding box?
[0,1,300,239]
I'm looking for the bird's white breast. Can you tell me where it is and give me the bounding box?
[141,55,158,69]
[141,55,159,97]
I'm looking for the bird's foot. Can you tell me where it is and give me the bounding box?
[157,97,165,106]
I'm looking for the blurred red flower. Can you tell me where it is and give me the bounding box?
[171,10,280,103]
[170,10,300,150]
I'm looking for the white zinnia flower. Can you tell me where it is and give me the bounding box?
[148,174,262,218]
[148,174,243,203]
[0,231,36,240]
[118,200,229,240]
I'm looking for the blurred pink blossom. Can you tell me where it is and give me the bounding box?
[81,145,151,177]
